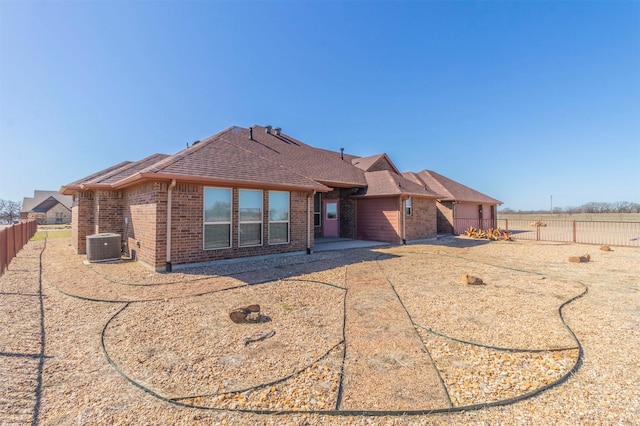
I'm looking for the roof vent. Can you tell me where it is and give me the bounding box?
[265,125,272,134]
[192,140,200,146]
[340,147,344,160]
[249,126,254,140]
[274,127,281,136]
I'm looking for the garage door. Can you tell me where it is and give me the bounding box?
[356,198,400,242]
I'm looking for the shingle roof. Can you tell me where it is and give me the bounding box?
[61,125,500,204]
[353,170,441,198]
[88,153,170,185]
[31,196,68,213]
[213,126,367,187]
[61,161,133,194]
[404,170,502,204]
[22,191,73,212]
[129,130,331,191]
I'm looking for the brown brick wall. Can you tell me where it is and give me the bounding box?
[405,197,437,240]
[436,201,455,234]
[71,183,315,270]
[315,188,357,238]
[166,186,314,270]
[71,192,95,254]
[122,182,162,268]
[94,190,125,235]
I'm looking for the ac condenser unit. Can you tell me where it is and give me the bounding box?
[86,233,121,262]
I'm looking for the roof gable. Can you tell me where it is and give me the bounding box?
[22,190,73,211]
[31,196,69,213]
[353,170,441,198]
[352,153,400,174]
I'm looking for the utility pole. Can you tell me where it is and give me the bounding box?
[550,195,553,214]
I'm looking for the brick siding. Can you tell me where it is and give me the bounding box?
[316,188,357,238]
[405,197,437,240]
[71,192,95,254]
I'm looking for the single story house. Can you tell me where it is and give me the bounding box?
[403,170,502,234]
[21,190,73,224]
[61,125,446,271]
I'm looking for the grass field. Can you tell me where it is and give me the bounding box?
[498,212,640,222]
[31,228,72,241]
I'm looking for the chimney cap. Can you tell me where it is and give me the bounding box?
[274,127,281,135]
[265,125,272,134]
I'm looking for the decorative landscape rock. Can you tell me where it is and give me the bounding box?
[459,273,484,285]
[229,304,262,323]
[568,254,590,263]
[600,245,612,251]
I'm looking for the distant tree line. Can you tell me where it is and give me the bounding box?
[0,199,22,223]
[500,201,640,214]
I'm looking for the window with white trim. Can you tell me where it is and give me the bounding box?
[269,191,289,244]
[239,189,263,247]
[313,192,322,227]
[405,197,412,216]
[204,187,231,249]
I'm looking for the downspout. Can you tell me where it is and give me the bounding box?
[402,197,407,245]
[307,191,315,254]
[166,179,177,272]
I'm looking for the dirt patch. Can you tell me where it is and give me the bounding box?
[1,236,638,425]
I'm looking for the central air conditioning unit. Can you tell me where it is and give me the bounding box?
[86,233,121,262]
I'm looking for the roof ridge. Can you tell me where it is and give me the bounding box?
[218,134,327,189]
[88,153,168,184]
[145,127,236,173]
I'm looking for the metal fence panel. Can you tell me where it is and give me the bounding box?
[467,219,640,247]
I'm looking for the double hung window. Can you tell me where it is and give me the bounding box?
[204,188,232,249]
[239,189,263,246]
[269,191,290,244]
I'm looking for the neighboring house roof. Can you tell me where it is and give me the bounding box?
[31,196,66,213]
[403,170,502,204]
[353,170,441,198]
[22,190,73,213]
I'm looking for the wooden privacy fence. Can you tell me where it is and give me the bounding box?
[0,221,38,276]
[454,218,640,247]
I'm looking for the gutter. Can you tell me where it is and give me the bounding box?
[166,179,177,272]
[307,191,315,254]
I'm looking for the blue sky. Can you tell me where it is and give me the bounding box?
[1,1,638,211]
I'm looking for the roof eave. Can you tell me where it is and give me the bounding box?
[114,172,331,193]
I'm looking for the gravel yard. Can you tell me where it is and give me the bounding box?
[1,234,638,425]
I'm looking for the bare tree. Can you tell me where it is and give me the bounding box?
[0,199,22,223]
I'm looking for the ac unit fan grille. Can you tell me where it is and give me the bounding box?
[86,233,121,262]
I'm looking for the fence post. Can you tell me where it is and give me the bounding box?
[573,221,576,243]
[0,228,6,274]
[536,225,540,241]
[505,219,509,231]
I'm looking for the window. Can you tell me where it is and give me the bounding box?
[204,188,231,249]
[405,197,412,216]
[314,193,322,227]
[269,191,289,244]
[239,189,263,246]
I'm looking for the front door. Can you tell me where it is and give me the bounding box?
[323,200,339,237]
